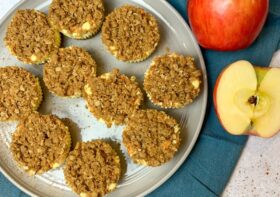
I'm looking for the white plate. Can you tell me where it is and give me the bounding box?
[0,0,208,196]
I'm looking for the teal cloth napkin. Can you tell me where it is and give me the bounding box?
[1,0,280,196]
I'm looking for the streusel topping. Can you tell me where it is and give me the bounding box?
[5,10,60,64]
[11,113,71,175]
[84,69,143,127]
[0,66,42,121]
[102,5,160,62]
[49,0,105,39]
[123,109,180,167]
[44,46,97,97]
[144,53,202,108]
[64,140,121,196]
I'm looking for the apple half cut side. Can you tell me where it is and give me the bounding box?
[214,60,280,138]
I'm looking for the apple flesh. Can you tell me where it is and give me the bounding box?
[188,0,269,51]
[214,60,280,138]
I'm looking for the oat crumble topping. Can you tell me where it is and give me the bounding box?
[0,66,42,121]
[144,53,202,108]
[84,69,143,127]
[102,5,160,62]
[64,140,121,196]
[4,10,61,64]
[49,0,105,39]
[10,113,71,175]
[123,109,180,166]
[43,46,97,97]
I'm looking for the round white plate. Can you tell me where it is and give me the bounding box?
[0,0,208,196]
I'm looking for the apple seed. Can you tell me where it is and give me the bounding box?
[248,96,258,106]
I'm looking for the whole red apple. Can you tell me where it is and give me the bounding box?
[188,0,269,51]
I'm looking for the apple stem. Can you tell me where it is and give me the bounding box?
[248,96,258,106]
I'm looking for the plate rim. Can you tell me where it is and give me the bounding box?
[0,0,208,196]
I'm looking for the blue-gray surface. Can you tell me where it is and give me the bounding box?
[1,0,280,196]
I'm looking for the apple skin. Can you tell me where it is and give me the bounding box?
[213,64,280,138]
[213,65,229,133]
[188,0,269,51]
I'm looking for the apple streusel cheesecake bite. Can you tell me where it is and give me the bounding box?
[0,66,42,121]
[48,0,105,39]
[123,109,180,167]
[10,113,71,175]
[144,53,202,108]
[64,140,121,197]
[43,46,97,98]
[4,10,61,64]
[102,5,160,62]
[84,68,143,127]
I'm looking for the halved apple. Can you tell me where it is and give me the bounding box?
[214,60,280,138]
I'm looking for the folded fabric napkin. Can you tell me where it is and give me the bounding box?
[1,0,280,196]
